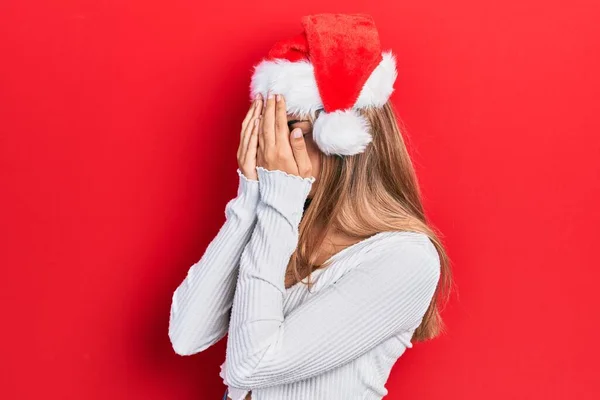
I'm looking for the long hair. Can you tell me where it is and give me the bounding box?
[286,101,454,341]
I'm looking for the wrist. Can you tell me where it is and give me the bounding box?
[256,166,315,225]
[224,169,261,222]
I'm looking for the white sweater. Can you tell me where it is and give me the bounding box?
[169,166,441,400]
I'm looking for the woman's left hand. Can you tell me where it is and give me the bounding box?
[256,93,313,180]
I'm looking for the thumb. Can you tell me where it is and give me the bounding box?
[289,128,312,178]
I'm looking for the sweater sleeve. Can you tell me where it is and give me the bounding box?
[168,168,260,356]
[224,166,441,389]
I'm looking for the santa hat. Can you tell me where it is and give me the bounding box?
[249,13,398,156]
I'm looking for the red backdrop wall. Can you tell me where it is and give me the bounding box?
[1,1,599,399]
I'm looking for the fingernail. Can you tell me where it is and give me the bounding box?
[256,93,262,100]
[268,92,274,100]
[275,94,280,102]
[292,128,302,139]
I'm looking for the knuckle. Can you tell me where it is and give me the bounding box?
[292,141,306,150]
[275,148,288,158]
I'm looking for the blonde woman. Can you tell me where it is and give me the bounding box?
[169,13,453,400]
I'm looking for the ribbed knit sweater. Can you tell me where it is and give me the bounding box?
[168,166,441,400]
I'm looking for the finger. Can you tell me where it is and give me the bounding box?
[289,128,313,178]
[262,92,276,148]
[241,98,258,136]
[249,95,263,152]
[245,117,260,165]
[253,93,263,118]
[275,94,289,144]
[257,107,264,155]
[257,116,265,168]
[241,115,260,159]
[239,100,257,159]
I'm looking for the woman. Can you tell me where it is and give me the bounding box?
[169,13,453,400]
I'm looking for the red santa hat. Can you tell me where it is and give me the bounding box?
[249,13,398,156]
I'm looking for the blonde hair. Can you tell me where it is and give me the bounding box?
[287,101,454,341]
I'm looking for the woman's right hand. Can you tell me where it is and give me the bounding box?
[237,94,263,181]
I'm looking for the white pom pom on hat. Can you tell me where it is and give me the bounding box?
[312,110,373,156]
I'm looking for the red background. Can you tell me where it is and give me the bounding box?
[1,1,599,399]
